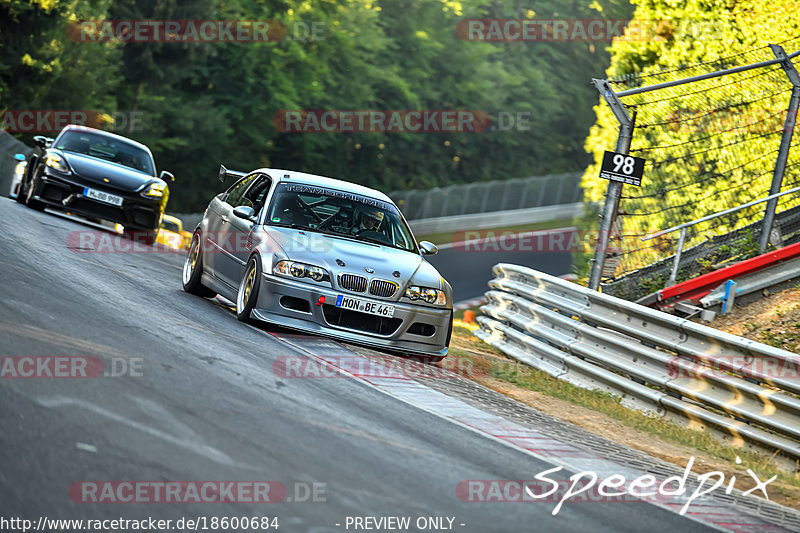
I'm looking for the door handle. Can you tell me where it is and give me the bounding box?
[221,215,229,223]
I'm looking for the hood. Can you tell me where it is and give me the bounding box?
[261,226,444,290]
[60,151,157,192]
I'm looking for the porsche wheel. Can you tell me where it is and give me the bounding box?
[182,233,216,297]
[236,255,261,323]
[24,168,46,211]
[14,180,27,204]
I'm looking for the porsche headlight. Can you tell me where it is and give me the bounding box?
[273,260,328,282]
[404,285,446,305]
[44,153,69,173]
[141,181,167,198]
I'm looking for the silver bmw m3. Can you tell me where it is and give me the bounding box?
[182,166,453,358]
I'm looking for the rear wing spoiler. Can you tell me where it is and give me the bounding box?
[218,164,246,183]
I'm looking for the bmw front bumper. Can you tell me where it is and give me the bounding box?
[252,273,452,357]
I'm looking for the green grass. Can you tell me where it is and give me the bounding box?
[449,325,800,495]
[416,218,576,247]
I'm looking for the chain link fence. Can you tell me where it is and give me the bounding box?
[389,173,582,220]
[586,37,800,299]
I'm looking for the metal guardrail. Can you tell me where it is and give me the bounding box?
[389,173,583,220]
[642,185,800,287]
[408,203,584,236]
[700,257,800,308]
[474,263,800,464]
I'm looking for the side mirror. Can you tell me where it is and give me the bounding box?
[33,136,52,149]
[160,170,175,182]
[13,153,26,161]
[232,205,257,223]
[419,241,438,256]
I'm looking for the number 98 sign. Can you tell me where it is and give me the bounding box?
[599,151,646,186]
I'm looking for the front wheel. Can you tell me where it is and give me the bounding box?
[24,169,46,211]
[16,160,34,205]
[14,180,26,204]
[182,233,216,297]
[236,255,261,323]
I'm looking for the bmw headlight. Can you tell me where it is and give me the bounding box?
[141,181,167,198]
[273,260,328,282]
[404,285,446,305]
[44,153,69,173]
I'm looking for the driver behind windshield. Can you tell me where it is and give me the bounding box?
[355,209,384,234]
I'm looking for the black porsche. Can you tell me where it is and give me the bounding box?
[17,124,174,243]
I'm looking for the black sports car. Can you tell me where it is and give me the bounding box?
[17,125,174,243]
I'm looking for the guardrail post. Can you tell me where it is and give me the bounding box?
[759,44,800,252]
[589,79,634,290]
[721,279,737,315]
[667,226,687,286]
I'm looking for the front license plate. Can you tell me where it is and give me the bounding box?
[335,295,395,317]
[83,187,123,206]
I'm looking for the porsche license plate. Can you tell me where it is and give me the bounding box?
[83,187,123,206]
[335,295,395,317]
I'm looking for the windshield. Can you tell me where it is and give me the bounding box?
[161,220,180,233]
[55,130,156,175]
[266,182,418,252]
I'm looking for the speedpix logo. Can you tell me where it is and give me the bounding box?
[457,457,775,516]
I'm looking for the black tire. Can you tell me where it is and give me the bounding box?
[16,158,35,205]
[445,310,454,347]
[182,233,216,297]
[14,180,26,204]
[236,255,262,323]
[24,167,46,211]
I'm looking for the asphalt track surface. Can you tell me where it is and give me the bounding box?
[426,235,572,303]
[0,197,772,532]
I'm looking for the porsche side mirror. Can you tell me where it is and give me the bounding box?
[160,170,175,182]
[419,241,438,256]
[33,136,52,149]
[233,205,257,223]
